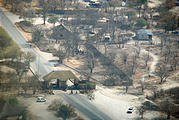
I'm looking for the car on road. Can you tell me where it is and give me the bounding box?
[127,107,134,113]
[36,97,46,102]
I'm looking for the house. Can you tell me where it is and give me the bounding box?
[51,24,73,43]
[43,70,80,90]
[136,29,153,40]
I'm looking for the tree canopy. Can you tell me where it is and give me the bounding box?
[57,104,76,120]
[0,26,21,60]
[48,15,59,26]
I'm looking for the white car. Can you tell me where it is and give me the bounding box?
[36,97,46,102]
[127,107,134,113]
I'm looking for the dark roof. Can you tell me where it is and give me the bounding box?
[51,24,73,40]
[54,24,72,32]
[43,70,79,81]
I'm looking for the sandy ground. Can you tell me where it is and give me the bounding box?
[20,95,59,120]
[20,93,88,120]
[148,0,164,8]
[92,85,140,120]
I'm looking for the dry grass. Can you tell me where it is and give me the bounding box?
[0,65,16,73]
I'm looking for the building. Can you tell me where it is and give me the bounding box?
[50,24,73,43]
[136,29,153,40]
[43,70,79,90]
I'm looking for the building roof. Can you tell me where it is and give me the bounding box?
[43,70,79,81]
[55,24,72,32]
[51,24,73,40]
[137,29,153,35]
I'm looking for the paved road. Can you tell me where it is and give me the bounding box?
[0,8,112,120]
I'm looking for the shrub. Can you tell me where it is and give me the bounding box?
[48,99,63,111]
[8,97,18,105]
[135,18,148,28]
[57,104,77,120]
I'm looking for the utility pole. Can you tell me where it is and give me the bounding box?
[38,54,40,76]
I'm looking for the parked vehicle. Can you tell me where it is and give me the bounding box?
[127,107,134,113]
[36,97,46,102]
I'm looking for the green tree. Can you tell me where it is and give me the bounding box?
[53,50,65,64]
[0,31,11,50]
[57,104,76,120]
[135,18,148,28]
[48,15,59,26]
[0,26,14,59]
[125,11,136,20]
[32,29,43,44]
[4,44,21,61]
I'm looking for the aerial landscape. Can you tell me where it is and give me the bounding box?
[0,0,179,120]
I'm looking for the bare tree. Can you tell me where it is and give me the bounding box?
[121,51,128,65]
[28,76,41,94]
[87,52,95,73]
[159,98,175,120]
[137,105,146,119]
[127,0,148,18]
[19,7,36,22]
[131,54,138,74]
[155,62,170,84]
[169,50,178,71]
[38,0,51,24]
[107,52,116,63]
[23,52,36,69]
[162,44,171,62]
[139,80,146,93]
[142,53,150,68]
[49,0,65,12]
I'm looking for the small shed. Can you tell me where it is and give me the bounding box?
[43,70,80,90]
[136,29,153,40]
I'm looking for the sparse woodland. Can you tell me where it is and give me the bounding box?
[1,0,179,119]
